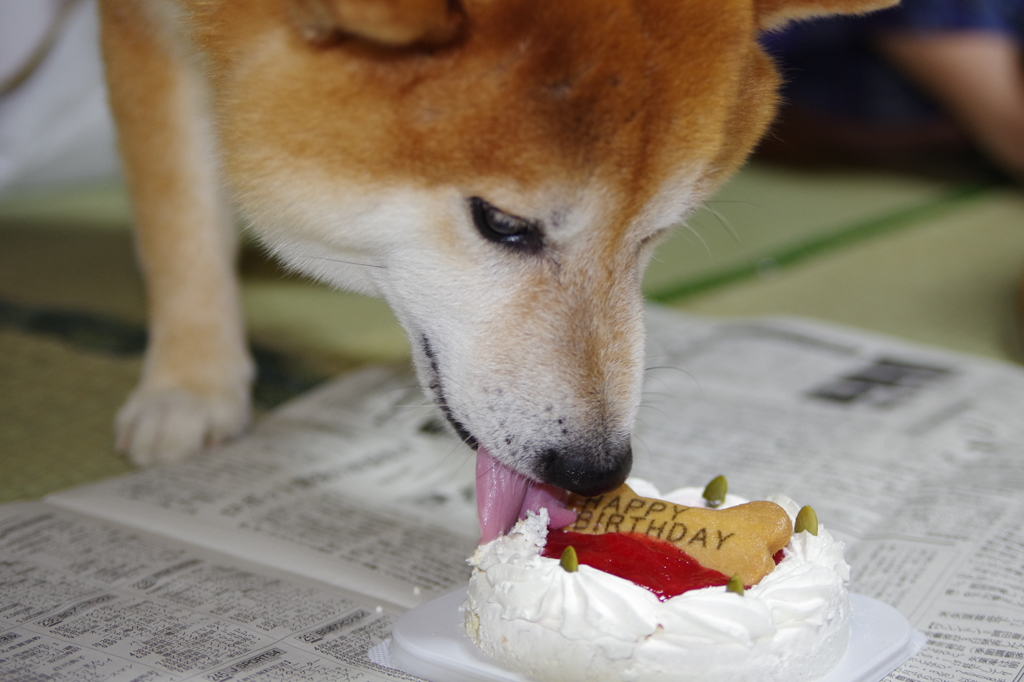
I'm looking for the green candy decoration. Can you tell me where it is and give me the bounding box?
[795,506,819,536]
[560,545,579,572]
[703,475,728,509]
[726,574,745,595]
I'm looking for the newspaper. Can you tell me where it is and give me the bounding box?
[4,306,1024,681]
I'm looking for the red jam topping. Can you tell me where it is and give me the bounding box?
[542,530,731,600]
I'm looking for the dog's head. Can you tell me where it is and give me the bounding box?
[191,0,895,538]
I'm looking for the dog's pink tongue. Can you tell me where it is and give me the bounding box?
[476,447,576,544]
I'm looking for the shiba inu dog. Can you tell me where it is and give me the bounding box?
[99,0,895,540]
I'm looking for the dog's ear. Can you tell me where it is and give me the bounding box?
[288,0,464,48]
[756,0,899,31]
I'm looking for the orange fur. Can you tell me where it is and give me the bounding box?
[100,0,895,471]
[757,0,899,31]
[289,0,464,46]
[194,0,760,205]
[99,0,253,463]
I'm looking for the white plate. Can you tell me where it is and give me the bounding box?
[383,589,925,682]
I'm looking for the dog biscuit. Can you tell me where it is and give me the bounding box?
[565,484,793,585]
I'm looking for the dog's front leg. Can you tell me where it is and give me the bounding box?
[99,1,253,466]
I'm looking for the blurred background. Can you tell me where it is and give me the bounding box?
[2,0,1023,500]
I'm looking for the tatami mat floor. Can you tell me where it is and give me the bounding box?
[2,163,1020,503]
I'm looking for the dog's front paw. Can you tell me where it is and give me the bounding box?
[115,387,251,467]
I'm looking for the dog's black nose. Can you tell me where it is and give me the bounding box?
[540,440,632,497]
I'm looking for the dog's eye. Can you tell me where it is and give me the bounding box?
[469,197,543,253]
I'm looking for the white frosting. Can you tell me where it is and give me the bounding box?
[464,480,850,682]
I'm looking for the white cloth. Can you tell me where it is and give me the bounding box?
[0,0,120,195]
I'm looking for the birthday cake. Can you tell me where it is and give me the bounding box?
[463,478,851,682]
